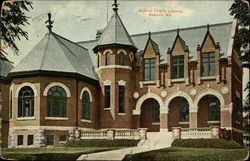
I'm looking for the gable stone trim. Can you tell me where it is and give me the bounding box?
[43,82,71,97]
[80,87,93,102]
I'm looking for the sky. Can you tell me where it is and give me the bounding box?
[3,0,234,66]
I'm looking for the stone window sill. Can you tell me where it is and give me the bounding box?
[118,113,125,115]
[17,117,35,121]
[236,121,241,124]
[59,141,67,144]
[152,122,160,125]
[171,78,185,82]
[201,76,216,80]
[179,121,189,124]
[104,108,111,111]
[81,119,92,123]
[45,117,68,120]
[143,80,156,85]
[207,121,220,123]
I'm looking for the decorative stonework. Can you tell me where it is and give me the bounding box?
[35,130,45,147]
[221,87,229,94]
[15,82,38,97]
[75,130,81,140]
[185,78,189,85]
[211,127,219,139]
[103,49,113,55]
[104,80,112,85]
[69,130,75,141]
[167,79,171,87]
[129,52,134,62]
[190,89,197,96]
[197,77,201,85]
[133,92,139,99]
[118,80,126,86]
[138,128,147,140]
[43,82,71,97]
[139,81,143,88]
[172,128,181,139]
[117,49,127,55]
[80,87,93,101]
[107,130,115,140]
[161,91,167,97]
[8,130,16,148]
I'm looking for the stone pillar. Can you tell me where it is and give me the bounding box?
[138,128,147,140]
[220,104,232,127]
[172,127,181,139]
[35,130,45,147]
[8,131,16,148]
[189,107,198,128]
[68,130,75,141]
[211,126,220,139]
[133,110,141,129]
[160,113,168,132]
[75,130,81,140]
[107,129,115,140]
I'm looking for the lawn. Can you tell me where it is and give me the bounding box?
[2,146,125,161]
[122,147,248,161]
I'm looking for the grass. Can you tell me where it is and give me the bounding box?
[122,147,248,161]
[2,146,125,161]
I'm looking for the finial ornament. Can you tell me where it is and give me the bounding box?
[45,12,54,33]
[207,24,210,31]
[112,0,119,13]
[148,31,151,38]
[177,28,180,35]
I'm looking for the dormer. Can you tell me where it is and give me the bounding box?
[167,28,189,86]
[197,24,220,84]
[141,32,160,85]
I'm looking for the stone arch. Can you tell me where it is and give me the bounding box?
[117,49,127,55]
[103,49,113,55]
[164,90,193,113]
[15,82,38,97]
[134,92,164,115]
[43,82,71,97]
[194,88,225,109]
[80,87,93,102]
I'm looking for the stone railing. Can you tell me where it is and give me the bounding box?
[81,130,107,139]
[172,127,221,140]
[115,129,139,140]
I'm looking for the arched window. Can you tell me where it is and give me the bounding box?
[18,86,34,117]
[208,95,220,121]
[10,91,12,119]
[47,86,67,117]
[82,91,90,120]
[119,52,125,65]
[152,100,160,123]
[180,97,189,122]
[105,52,110,65]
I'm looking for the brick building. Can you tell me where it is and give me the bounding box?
[1,3,244,148]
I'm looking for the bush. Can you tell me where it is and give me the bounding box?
[171,139,241,149]
[65,139,140,147]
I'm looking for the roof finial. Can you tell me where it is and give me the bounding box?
[148,31,151,38]
[207,24,210,31]
[112,0,119,13]
[177,28,179,35]
[45,12,54,33]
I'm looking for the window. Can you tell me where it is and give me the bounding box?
[236,97,241,122]
[46,135,54,145]
[208,95,220,121]
[82,91,90,120]
[47,86,67,117]
[180,97,189,122]
[118,86,125,113]
[18,86,34,117]
[105,86,111,108]
[152,100,160,123]
[10,91,12,119]
[201,52,215,77]
[28,135,33,145]
[119,52,125,65]
[172,55,184,79]
[17,135,23,146]
[59,135,67,142]
[105,52,111,65]
[97,54,99,67]
[144,58,155,81]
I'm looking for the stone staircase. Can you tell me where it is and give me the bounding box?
[77,131,173,161]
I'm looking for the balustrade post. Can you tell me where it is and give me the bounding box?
[107,129,115,140]
[75,130,81,140]
[172,127,181,139]
[210,126,220,139]
[138,128,147,140]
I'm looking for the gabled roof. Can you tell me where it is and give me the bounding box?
[93,12,137,52]
[0,52,13,78]
[170,33,188,53]
[142,34,160,56]
[10,32,97,80]
[78,22,234,65]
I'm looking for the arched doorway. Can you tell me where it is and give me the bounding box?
[168,97,189,130]
[140,98,160,132]
[197,95,220,128]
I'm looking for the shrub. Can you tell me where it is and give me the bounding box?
[65,139,140,147]
[171,139,241,149]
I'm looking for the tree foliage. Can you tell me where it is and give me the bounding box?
[229,0,250,64]
[0,0,33,55]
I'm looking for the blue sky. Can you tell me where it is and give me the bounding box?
[4,0,234,66]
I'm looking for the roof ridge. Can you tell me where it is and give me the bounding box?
[40,34,51,69]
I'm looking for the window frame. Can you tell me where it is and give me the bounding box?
[10,91,12,119]
[201,52,215,77]
[18,86,34,118]
[236,96,241,123]
[27,135,34,146]
[144,58,156,81]
[46,135,54,146]
[172,55,184,79]
[104,86,111,108]
[180,97,189,122]
[119,52,125,65]
[105,52,111,65]
[118,86,125,113]
[82,91,91,120]
[17,135,23,146]
[152,100,160,123]
[208,95,220,121]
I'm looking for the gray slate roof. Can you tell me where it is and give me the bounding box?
[78,22,233,66]
[0,52,13,78]
[93,12,137,51]
[11,32,97,80]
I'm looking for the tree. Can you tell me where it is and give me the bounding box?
[230,0,250,148]
[0,0,33,55]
